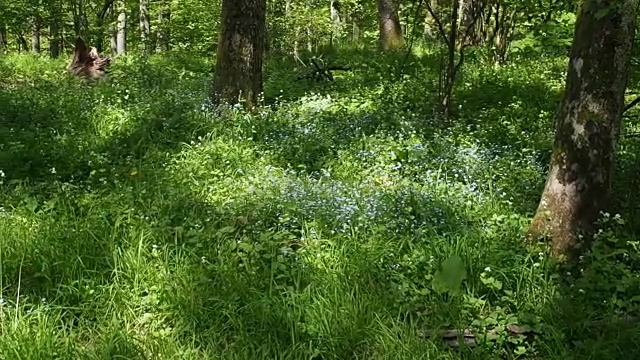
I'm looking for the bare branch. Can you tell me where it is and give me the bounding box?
[624,95,640,113]
[424,1,449,44]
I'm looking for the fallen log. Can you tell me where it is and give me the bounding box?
[295,57,352,82]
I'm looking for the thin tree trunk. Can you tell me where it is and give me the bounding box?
[528,0,637,259]
[212,0,267,110]
[306,26,312,52]
[139,0,150,53]
[110,22,117,54]
[330,0,341,49]
[0,25,5,55]
[31,15,41,53]
[50,0,61,58]
[95,0,115,53]
[116,0,126,55]
[156,8,170,52]
[0,0,5,55]
[377,0,404,50]
[107,2,116,54]
[72,0,89,40]
[440,0,460,117]
[17,34,28,52]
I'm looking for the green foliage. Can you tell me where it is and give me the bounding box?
[1,39,639,359]
[433,255,467,294]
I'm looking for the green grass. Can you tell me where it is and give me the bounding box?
[0,49,639,359]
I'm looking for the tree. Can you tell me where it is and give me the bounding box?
[31,8,40,54]
[156,6,171,52]
[68,37,111,80]
[212,0,267,110]
[330,0,342,49]
[527,0,637,259]
[116,0,126,55]
[0,0,7,55]
[426,0,485,118]
[49,0,61,57]
[139,0,150,53]
[377,0,404,50]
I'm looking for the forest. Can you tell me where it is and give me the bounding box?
[0,0,639,358]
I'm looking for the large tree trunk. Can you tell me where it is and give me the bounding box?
[139,0,150,53]
[212,0,267,110]
[528,0,637,259]
[116,0,126,55]
[377,0,404,51]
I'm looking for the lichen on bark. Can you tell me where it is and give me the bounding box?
[527,0,637,260]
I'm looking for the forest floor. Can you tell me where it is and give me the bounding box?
[1,49,639,359]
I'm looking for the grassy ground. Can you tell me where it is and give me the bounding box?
[0,49,639,359]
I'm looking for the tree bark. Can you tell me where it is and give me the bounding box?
[116,0,126,55]
[156,8,171,52]
[49,0,61,58]
[139,0,150,53]
[0,0,5,55]
[377,0,404,51]
[330,0,341,49]
[212,0,267,110]
[528,0,637,259]
[31,15,41,53]
[0,24,5,55]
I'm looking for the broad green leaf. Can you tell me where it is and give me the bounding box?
[433,255,467,294]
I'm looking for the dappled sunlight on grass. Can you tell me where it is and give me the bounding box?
[0,50,639,358]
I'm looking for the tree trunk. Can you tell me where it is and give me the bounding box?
[0,0,5,55]
[31,15,41,53]
[50,1,61,58]
[528,0,637,259]
[0,29,5,55]
[139,0,150,53]
[212,0,266,110]
[109,2,117,55]
[330,0,341,49]
[377,0,404,50]
[116,0,126,55]
[72,0,89,40]
[439,0,460,118]
[156,8,171,52]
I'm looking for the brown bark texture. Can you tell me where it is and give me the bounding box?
[377,0,404,51]
[212,0,266,110]
[68,37,111,80]
[528,0,637,259]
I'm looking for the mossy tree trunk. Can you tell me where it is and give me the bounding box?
[377,0,404,51]
[528,0,637,259]
[212,0,267,110]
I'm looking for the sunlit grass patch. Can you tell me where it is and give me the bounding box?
[0,50,638,359]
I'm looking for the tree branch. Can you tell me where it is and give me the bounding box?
[624,95,640,113]
[424,1,449,44]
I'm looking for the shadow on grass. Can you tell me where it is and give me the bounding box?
[0,54,479,358]
[3,51,637,359]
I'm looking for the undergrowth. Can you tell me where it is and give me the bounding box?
[0,49,639,359]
